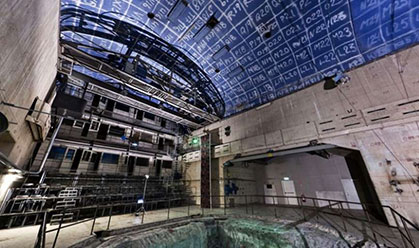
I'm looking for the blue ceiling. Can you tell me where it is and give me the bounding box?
[61,0,419,117]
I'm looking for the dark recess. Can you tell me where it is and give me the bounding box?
[345,151,387,223]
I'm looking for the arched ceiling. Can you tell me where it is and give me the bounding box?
[61,0,419,117]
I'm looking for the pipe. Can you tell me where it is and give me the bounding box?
[37,116,64,174]
[209,132,212,209]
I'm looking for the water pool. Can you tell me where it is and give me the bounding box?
[85,216,376,248]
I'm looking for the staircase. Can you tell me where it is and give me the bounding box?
[50,187,79,225]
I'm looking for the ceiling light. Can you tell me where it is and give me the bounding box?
[228,65,244,78]
[212,45,230,60]
[167,0,188,21]
[194,15,219,41]
[283,177,290,181]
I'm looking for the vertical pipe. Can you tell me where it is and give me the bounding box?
[90,207,98,235]
[41,211,47,248]
[245,195,248,214]
[208,133,212,210]
[107,205,113,230]
[52,210,65,248]
[142,177,148,211]
[141,208,145,224]
[224,195,226,215]
[338,202,347,232]
[38,116,64,173]
[167,199,171,220]
[251,196,254,215]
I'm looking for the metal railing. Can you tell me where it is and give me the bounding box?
[1,194,415,248]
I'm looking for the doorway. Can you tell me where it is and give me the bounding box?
[106,99,115,111]
[281,180,298,205]
[264,184,278,204]
[70,149,83,172]
[155,159,161,178]
[128,156,135,176]
[96,124,108,140]
[345,151,387,222]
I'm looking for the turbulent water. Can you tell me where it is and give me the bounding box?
[95,217,375,248]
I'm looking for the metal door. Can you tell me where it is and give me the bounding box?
[281,180,298,205]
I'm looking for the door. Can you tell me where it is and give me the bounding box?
[93,152,101,171]
[128,156,135,176]
[264,184,278,204]
[155,159,161,177]
[106,99,115,111]
[92,94,100,107]
[281,180,298,205]
[341,179,362,209]
[96,124,109,140]
[81,123,89,137]
[158,137,164,150]
[70,149,83,172]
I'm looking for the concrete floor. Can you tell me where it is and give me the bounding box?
[0,205,417,248]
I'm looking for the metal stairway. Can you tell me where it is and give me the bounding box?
[50,187,79,225]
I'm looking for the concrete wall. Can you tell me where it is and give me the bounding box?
[254,153,356,206]
[0,0,59,166]
[189,45,419,225]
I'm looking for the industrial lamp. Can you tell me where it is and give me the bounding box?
[323,72,350,90]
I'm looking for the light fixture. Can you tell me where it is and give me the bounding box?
[194,15,219,41]
[147,12,155,19]
[145,174,149,179]
[323,72,350,90]
[212,45,230,60]
[167,0,188,22]
[283,177,290,181]
[0,174,22,204]
[132,142,138,147]
[256,102,271,110]
[192,137,199,144]
[228,65,244,78]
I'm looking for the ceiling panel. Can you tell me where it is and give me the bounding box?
[61,0,419,117]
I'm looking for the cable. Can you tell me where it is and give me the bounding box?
[372,130,417,181]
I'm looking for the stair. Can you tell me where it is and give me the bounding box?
[58,188,79,198]
[55,199,76,209]
[50,212,74,225]
[50,187,79,225]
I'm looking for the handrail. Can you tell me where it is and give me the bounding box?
[14,194,415,248]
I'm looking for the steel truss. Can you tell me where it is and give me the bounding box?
[60,7,224,124]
